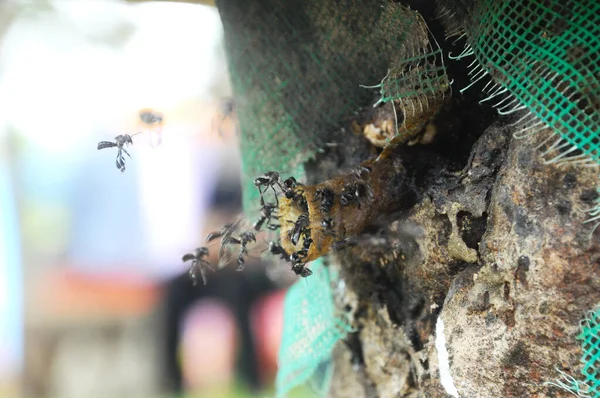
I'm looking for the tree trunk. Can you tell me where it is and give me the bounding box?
[323,121,599,397]
[214,0,600,395]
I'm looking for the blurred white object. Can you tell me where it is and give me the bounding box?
[136,124,221,278]
[0,153,23,387]
[0,0,229,280]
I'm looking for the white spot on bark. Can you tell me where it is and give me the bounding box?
[435,317,459,397]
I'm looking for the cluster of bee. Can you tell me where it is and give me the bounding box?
[96,109,164,173]
[181,171,306,286]
[278,163,377,265]
[97,109,402,287]
[255,171,315,277]
[181,159,392,287]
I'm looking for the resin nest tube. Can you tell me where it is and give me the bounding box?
[278,150,412,271]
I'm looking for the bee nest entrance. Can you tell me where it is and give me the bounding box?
[278,153,409,265]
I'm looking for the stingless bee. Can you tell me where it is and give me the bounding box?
[138,108,164,147]
[340,183,359,207]
[138,109,164,126]
[321,217,337,236]
[182,247,214,286]
[206,221,237,243]
[292,232,312,260]
[205,217,262,271]
[340,179,372,209]
[255,171,304,206]
[268,241,289,261]
[290,250,313,277]
[255,171,283,205]
[97,133,138,173]
[288,213,309,246]
[212,97,237,139]
[254,202,279,231]
[314,188,335,214]
[222,231,257,271]
[281,176,300,200]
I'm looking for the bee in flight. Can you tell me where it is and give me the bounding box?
[223,231,257,271]
[97,133,139,173]
[254,202,279,231]
[182,247,214,286]
[139,109,164,126]
[205,216,260,271]
[138,108,164,147]
[212,97,237,139]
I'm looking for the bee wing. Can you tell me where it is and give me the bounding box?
[215,215,254,269]
[182,253,195,262]
[98,141,117,150]
[219,215,248,245]
[217,243,236,269]
[205,230,224,243]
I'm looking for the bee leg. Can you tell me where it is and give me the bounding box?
[290,254,302,273]
[291,262,304,276]
[270,185,279,206]
[199,260,214,285]
[257,187,266,207]
[236,256,245,271]
[199,268,208,286]
[236,248,246,271]
[202,260,215,273]
[116,156,126,172]
[188,261,198,286]
[121,147,132,158]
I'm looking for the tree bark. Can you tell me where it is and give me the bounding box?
[323,121,600,397]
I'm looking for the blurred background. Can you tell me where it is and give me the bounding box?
[0,1,297,397]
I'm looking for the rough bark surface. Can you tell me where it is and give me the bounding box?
[318,122,600,397]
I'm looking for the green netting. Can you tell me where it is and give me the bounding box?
[275,260,353,398]
[579,306,600,398]
[363,11,451,143]
[461,0,600,164]
[380,51,449,103]
[583,187,600,234]
[308,359,335,397]
[216,0,447,215]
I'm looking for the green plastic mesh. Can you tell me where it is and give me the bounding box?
[579,306,600,397]
[275,260,353,398]
[216,0,447,215]
[308,359,335,397]
[362,9,450,105]
[454,0,600,164]
[363,11,451,144]
[379,51,449,104]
